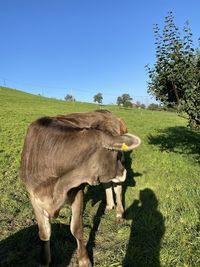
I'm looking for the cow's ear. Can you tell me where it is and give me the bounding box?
[117,118,128,134]
[104,133,141,151]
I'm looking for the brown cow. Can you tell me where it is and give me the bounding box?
[55,110,129,219]
[20,110,140,267]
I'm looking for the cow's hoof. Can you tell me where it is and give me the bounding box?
[117,217,125,223]
[106,204,115,211]
[79,257,92,267]
[116,213,124,223]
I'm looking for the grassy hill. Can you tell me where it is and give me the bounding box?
[0,86,199,267]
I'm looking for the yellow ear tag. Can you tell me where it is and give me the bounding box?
[121,143,128,151]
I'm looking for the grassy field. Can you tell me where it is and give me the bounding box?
[0,86,199,267]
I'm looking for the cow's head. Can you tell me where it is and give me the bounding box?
[90,133,141,183]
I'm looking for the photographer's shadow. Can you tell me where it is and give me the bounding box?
[123,188,165,267]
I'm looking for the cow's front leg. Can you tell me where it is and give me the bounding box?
[70,188,91,267]
[114,183,124,219]
[30,196,51,267]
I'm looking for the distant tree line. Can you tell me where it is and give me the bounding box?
[64,91,174,111]
[64,87,171,110]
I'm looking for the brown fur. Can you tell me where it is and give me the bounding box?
[20,110,126,217]
[19,110,130,266]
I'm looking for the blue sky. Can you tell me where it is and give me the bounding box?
[0,0,200,104]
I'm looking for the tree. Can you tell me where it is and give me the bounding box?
[93,93,103,104]
[140,104,146,109]
[146,11,200,129]
[65,94,75,102]
[135,101,146,109]
[117,93,133,107]
[181,50,200,128]
[148,103,162,111]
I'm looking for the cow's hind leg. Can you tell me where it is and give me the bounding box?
[114,183,124,220]
[70,188,91,267]
[30,196,51,267]
[105,182,124,219]
[104,182,115,210]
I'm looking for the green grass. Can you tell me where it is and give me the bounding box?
[0,86,199,267]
